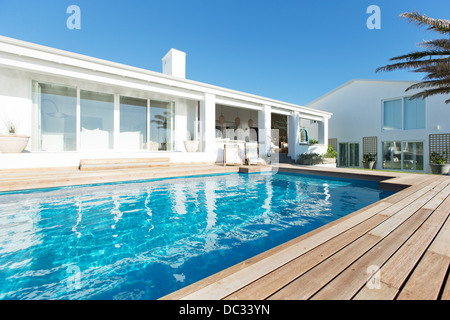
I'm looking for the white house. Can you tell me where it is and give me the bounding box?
[306,79,450,173]
[0,36,331,170]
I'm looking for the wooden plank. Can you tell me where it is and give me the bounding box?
[270,182,444,300]
[397,215,450,300]
[275,182,449,300]
[79,163,170,171]
[226,213,389,300]
[267,234,382,300]
[177,200,394,300]
[396,251,449,300]
[369,180,450,238]
[354,194,450,300]
[79,158,171,171]
[441,267,450,300]
[79,158,170,165]
[0,165,240,192]
[310,207,434,300]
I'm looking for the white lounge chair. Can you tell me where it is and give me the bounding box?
[245,142,266,165]
[224,143,243,166]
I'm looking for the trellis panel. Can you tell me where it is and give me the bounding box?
[328,138,337,152]
[363,137,377,155]
[429,133,450,164]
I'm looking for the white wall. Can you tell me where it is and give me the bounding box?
[0,68,32,143]
[0,66,219,169]
[307,80,450,173]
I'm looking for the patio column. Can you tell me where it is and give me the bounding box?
[200,92,215,153]
[318,116,329,146]
[288,111,300,160]
[258,104,272,158]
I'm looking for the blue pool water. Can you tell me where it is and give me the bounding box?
[0,172,393,300]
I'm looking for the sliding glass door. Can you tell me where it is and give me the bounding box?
[403,142,424,170]
[32,82,77,152]
[120,96,148,150]
[339,143,359,167]
[80,90,114,150]
[383,141,423,171]
[32,80,176,152]
[149,100,174,151]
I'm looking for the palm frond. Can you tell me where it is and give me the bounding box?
[377,11,450,103]
[388,50,450,62]
[407,86,450,102]
[406,79,450,91]
[419,39,450,50]
[400,11,450,34]
[375,58,447,73]
[415,61,450,80]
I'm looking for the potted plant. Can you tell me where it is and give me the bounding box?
[362,153,377,169]
[429,152,450,175]
[0,120,30,153]
[183,131,199,153]
[323,145,337,164]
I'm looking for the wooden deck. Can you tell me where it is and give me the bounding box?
[0,163,448,300]
[0,164,241,192]
[162,164,450,300]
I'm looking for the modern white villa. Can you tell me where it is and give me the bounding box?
[306,79,450,173]
[0,36,332,170]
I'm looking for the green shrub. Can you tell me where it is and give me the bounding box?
[324,145,337,158]
[430,152,447,165]
[363,153,377,162]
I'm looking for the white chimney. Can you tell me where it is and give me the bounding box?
[162,48,186,78]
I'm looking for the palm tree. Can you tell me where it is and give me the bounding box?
[376,11,450,103]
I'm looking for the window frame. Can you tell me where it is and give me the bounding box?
[32,80,176,153]
[381,140,425,171]
[338,142,360,168]
[381,96,426,131]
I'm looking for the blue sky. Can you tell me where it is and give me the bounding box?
[0,0,448,105]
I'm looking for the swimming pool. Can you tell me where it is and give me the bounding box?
[0,172,393,300]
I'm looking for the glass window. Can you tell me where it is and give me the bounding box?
[339,143,348,167]
[349,143,359,167]
[404,98,425,130]
[33,82,77,152]
[120,96,147,150]
[80,90,114,150]
[383,99,402,130]
[339,143,359,167]
[402,142,424,170]
[150,100,174,151]
[382,141,402,170]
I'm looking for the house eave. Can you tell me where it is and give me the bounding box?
[0,35,331,119]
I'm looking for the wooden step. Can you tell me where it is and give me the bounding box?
[79,157,170,171]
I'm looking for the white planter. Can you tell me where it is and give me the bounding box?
[0,134,30,153]
[183,140,199,153]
